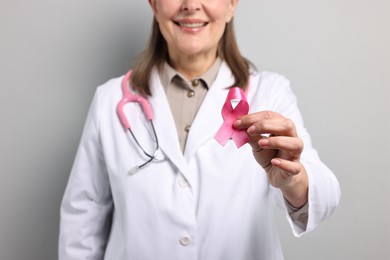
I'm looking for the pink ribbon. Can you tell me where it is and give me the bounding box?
[214,87,250,148]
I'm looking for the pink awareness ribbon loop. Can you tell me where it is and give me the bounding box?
[214,87,250,148]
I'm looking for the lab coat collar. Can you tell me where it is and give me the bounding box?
[147,69,191,179]
[184,62,235,160]
[145,62,235,181]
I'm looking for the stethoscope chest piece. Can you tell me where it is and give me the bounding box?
[153,149,165,161]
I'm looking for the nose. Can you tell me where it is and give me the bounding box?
[181,1,201,12]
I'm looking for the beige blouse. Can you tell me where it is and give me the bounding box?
[159,58,222,152]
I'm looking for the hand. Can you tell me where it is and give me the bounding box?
[234,111,308,207]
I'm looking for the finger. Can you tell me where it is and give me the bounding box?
[234,111,284,129]
[247,118,298,137]
[271,158,303,176]
[247,133,271,151]
[258,136,303,155]
[234,111,298,137]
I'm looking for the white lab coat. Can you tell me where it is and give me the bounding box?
[59,62,341,260]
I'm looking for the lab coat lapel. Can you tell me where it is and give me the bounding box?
[147,69,191,177]
[184,63,235,160]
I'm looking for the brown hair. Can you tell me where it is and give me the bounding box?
[131,17,250,96]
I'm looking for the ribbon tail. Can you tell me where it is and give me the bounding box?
[214,119,236,146]
[231,130,250,148]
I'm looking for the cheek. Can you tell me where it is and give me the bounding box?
[154,2,173,23]
[207,4,232,23]
[160,0,180,16]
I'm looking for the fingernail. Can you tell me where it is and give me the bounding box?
[234,120,242,128]
[259,138,269,146]
[247,125,256,135]
[271,158,281,166]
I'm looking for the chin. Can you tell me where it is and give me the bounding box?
[177,44,214,58]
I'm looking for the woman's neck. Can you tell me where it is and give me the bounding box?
[168,51,218,80]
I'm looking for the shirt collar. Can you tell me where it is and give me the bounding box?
[159,57,222,90]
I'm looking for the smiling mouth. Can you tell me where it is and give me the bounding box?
[174,21,208,29]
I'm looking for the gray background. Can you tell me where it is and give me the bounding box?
[0,0,389,259]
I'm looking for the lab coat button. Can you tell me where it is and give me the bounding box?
[179,236,191,246]
[187,91,195,97]
[184,125,191,132]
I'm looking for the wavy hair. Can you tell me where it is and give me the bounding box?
[131,17,250,96]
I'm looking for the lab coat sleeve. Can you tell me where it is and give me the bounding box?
[59,87,113,260]
[265,74,341,237]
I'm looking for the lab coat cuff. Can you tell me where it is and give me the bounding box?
[285,199,309,232]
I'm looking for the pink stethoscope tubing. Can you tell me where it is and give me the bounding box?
[117,71,153,129]
[116,70,161,175]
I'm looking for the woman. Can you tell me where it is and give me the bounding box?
[59,0,341,259]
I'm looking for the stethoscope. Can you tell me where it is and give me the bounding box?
[116,70,164,175]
